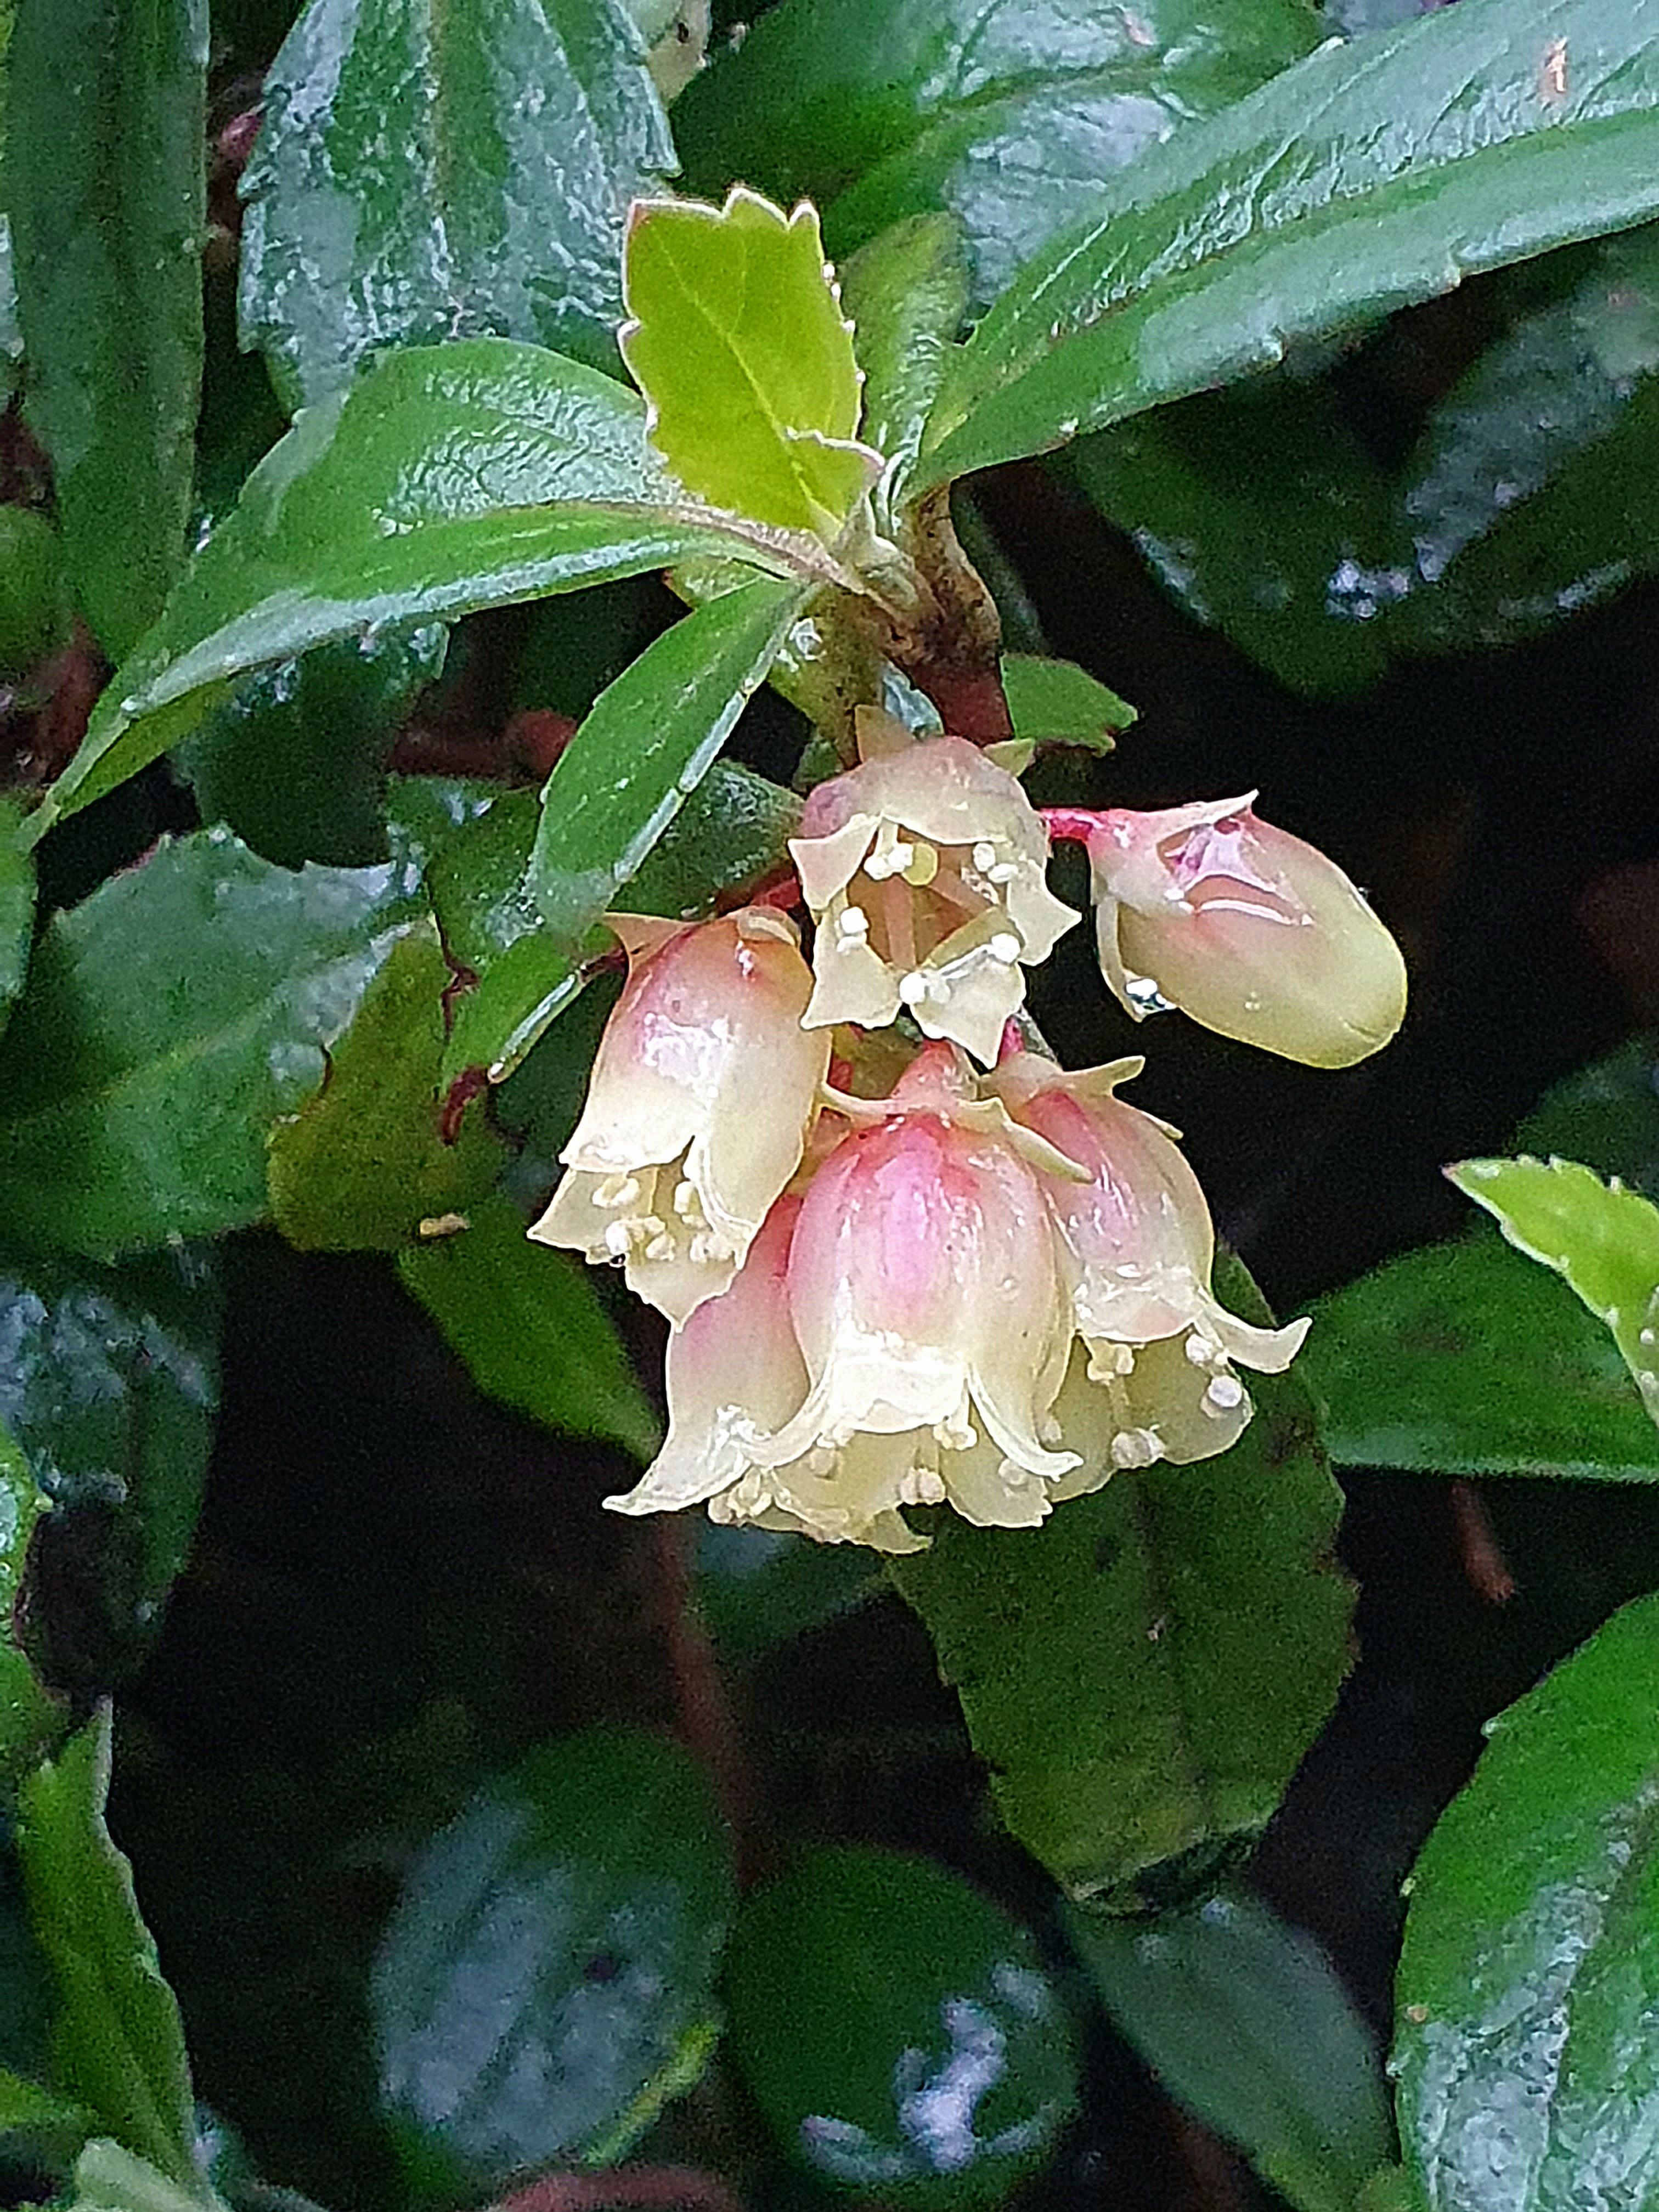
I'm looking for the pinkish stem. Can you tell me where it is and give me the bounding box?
[1039,806,1108,846]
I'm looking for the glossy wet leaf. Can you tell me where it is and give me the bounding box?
[674,0,1321,314]
[181,625,447,871]
[1394,1589,1659,2212]
[0,826,428,1259]
[242,0,673,411]
[398,1192,660,1460]
[726,1844,1076,2206]
[29,340,838,838]
[1001,653,1134,750]
[527,575,802,943]
[923,0,1659,489]
[622,190,878,539]
[0,1419,60,1791]
[0,795,35,1037]
[0,1251,221,1658]
[1449,1155,1659,1426]
[268,928,504,1252]
[17,1709,206,2195]
[1069,1889,1391,2212]
[5,0,205,658]
[1304,1234,1659,1480]
[891,1258,1352,1902]
[840,214,968,526]
[373,1728,732,2186]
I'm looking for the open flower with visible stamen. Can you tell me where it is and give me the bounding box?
[1084,795,1407,1068]
[990,1049,1308,1470]
[791,709,1077,1064]
[528,907,828,1325]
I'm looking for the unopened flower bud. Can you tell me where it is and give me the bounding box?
[1085,795,1406,1067]
[791,709,1076,1064]
[529,906,828,1324]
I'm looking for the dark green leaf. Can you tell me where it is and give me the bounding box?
[0,1252,220,1656]
[842,215,969,526]
[27,341,843,838]
[17,1709,205,2194]
[372,1728,733,2187]
[1001,653,1135,750]
[0,1417,60,1789]
[0,827,428,1259]
[267,928,504,1252]
[725,1844,1077,2205]
[1514,1039,1659,1201]
[693,1524,882,1669]
[0,506,71,679]
[891,1257,1351,1902]
[0,794,36,1036]
[5,0,205,657]
[240,0,673,411]
[0,2064,93,2168]
[397,1191,660,1459]
[923,0,1659,489]
[1305,1235,1659,1480]
[674,0,1321,312]
[1068,1889,1391,2212]
[180,625,447,872]
[526,576,802,943]
[1394,1590,1659,2212]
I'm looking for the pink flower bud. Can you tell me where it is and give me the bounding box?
[1085,795,1406,1068]
[991,1051,1308,1472]
[528,907,829,1325]
[790,710,1076,1064]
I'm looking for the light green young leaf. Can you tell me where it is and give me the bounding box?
[922,0,1659,489]
[621,187,881,539]
[1448,1154,1659,1425]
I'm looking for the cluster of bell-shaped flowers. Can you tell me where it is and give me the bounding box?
[530,710,1406,1550]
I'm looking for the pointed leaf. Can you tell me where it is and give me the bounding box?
[891,1257,1352,1902]
[1001,653,1134,751]
[398,1192,661,1459]
[5,0,206,657]
[526,574,802,943]
[621,188,879,538]
[240,0,674,411]
[923,0,1659,488]
[18,1710,205,2195]
[1449,1155,1659,1426]
[26,341,841,839]
[1395,1590,1659,2212]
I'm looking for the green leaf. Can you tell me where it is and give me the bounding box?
[840,214,969,526]
[0,827,428,1259]
[1001,652,1135,751]
[622,189,879,540]
[1393,1589,1659,2212]
[1068,1889,1391,2212]
[0,505,72,679]
[240,0,674,412]
[5,0,205,658]
[180,625,448,872]
[27,340,843,839]
[725,1844,1077,2205]
[0,1418,59,1790]
[891,1257,1352,1903]
[267,928,504,1252]
[397,1192,661,1460]
[67,2139,227,2212]
[1449,1155,1659,1426]
[527,575,802,943]
[372,1728,733,2186]
[0,793,36,1036]
[1514,1039,1659,1200]
[673,0,1321,314]
[17,1709,206,2195]
[0,2065,93,2166]
[923,0,1659,489]
[693,1524,882,1669]
[1304,1235,1659,1480]
[0,1253,220,1662]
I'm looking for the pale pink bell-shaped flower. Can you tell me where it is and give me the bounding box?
[791,709,1077,1064]
[1085,795,1407,1067]
[991,1050,1308,1469]
[528,907,829,1325]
